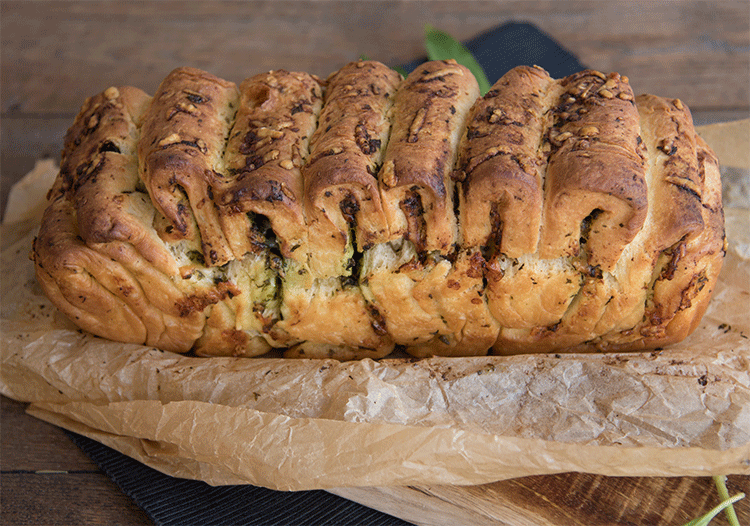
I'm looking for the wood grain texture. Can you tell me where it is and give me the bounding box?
[1,397,154,525]
[1,2,749,524]
[1,395,98,471]
[2,0,748,219]
[333,475,750,526]
[1,474,154,526]
[2,0,748,114]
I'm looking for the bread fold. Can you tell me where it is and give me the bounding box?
[456,65,554,257]
[539,71,648,273]
[217,70,323,263]
[380,60,479,254]
[33,63,725,359]
[138,67,239,267]
[303,60,401,278]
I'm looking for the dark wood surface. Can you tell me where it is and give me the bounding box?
[2,1,749,524]
[2,0,749,217]
[333,475,750,526]
[1,396,153,525]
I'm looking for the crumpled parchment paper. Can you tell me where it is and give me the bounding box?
[1,160,748,491]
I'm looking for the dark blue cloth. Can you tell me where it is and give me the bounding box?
[68,22,583,526]
[398,22,586,82]
[67,432,411,526]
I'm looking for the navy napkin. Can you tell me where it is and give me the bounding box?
[67,432,408,526]
[67,21,584,526]
[398,22,585,80]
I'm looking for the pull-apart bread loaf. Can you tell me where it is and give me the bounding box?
[33,61,725,359]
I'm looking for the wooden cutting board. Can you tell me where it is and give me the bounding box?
[331,474,750,525]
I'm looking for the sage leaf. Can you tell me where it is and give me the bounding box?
[424,24,491,95]
[393,65,409,78]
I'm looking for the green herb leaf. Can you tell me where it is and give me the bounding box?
[392,65,409,78]
[682,488,745,526]
[713,475,743,526]
[423,24,491,95]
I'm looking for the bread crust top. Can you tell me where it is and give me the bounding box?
[32,63,725,358]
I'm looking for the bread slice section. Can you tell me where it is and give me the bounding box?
[303,60,401,278]
[379,60,479,254]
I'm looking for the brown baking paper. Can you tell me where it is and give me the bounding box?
[2,157,749,490]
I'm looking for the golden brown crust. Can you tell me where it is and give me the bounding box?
[32,83,213,352]
[359,243,498,356]
[485,255,581,333]
[627,100,724,348]
[539,71,648,273]
[34,194,148,345]
[277,262,395,359]
[302,61,401,277]
[456,65,555,256]
[57,86,179,275]
[60,85,149,193]
[402,249,500,357]
[33,190,208,352]
[587,95,710,345]
[217,70,323,261]
[379,60,479,254]
[360,243,452,347]
[138,67,239,267]
[193,302,273,358]
[490,90,725,354]
[36,65,724,359]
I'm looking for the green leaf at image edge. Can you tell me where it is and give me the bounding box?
[682,476,744,526]
[711,475,742,526]
[423,24,492,95]
[682,493,744,526]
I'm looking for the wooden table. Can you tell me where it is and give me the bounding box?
[2,2,749,524]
